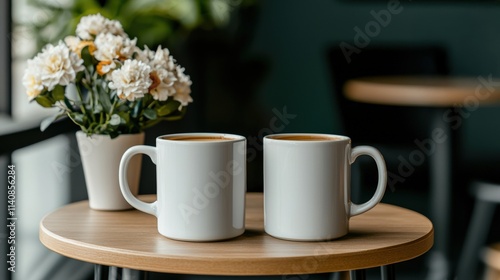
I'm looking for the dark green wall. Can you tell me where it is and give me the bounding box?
[248,0,500,161]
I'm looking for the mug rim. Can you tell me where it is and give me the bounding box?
[264,133,350,142]
[157,132,246,143]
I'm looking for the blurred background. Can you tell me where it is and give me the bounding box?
[3,0,500,279]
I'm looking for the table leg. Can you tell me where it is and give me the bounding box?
[381,265,396,280]
[350,269,366,280]
[330,271,350,280]
[94,265,109,280]
[427,108,454,279]
[121,268,148,280]
[94,265,148,280]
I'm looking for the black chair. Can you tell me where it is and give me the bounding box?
[456,179,500,279]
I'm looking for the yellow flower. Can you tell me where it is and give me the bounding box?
[64,36,96,57]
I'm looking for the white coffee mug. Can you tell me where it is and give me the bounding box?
[264,133,387,241]
[119,133,247,241]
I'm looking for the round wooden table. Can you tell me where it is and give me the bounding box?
[40,193,433,279]
[344,75,500,279]
[344,76,500,107]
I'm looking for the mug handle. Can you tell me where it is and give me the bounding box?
[349,145,387,217]
[119,145,158,216]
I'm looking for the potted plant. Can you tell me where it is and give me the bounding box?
[22,13,193,210]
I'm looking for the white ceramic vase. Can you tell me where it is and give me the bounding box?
[76,131,145,210]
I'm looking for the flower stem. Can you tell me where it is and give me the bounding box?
[75,85,88,117]
[147,100,158,109]
[109,98,118,115]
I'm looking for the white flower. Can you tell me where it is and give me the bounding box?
[135,46,192,106]
[134,45,155,63]
[76,13,125,40]
[64,36,81,53]
[64,35,96,57]
[25,42,85,95]
[94,33,137,75]
[172,65,193,108]
[108,59,152,101]
[22,64,44,100]
[149,71,176,101]
[136,46,179,101]
[136,46,175,71]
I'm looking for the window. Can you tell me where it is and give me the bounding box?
[2,1,92,279]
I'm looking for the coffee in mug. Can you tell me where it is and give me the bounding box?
[167,135,236,141]
[269,134,342,141]
[264,133,387,241]
[119,133,246,241]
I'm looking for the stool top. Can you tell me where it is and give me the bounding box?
[483,243,500,271]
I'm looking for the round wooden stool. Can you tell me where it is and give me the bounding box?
[483,243,500,280]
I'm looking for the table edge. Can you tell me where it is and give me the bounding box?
[39,196,434,275]
[344,76,500,107]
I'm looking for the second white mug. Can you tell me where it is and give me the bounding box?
[264,133,387,241]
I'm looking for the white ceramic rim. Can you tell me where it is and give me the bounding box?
[76,131,145,139]
[158,132,246,144]
[264,133,350,143]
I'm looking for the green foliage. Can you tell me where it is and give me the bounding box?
[23,0,253,52]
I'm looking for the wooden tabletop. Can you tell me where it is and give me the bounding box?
[344,76,500,107]
[39,193,433,276]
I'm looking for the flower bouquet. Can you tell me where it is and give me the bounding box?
[23,13,193,139]
[22,13,193,210]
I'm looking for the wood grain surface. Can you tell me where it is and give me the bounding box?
[344,76,500,107]
[39,193,433,275]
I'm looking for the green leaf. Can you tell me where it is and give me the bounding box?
[109,131,120,139]
[76,71,85,82]
[164,106,187,121]
[131,100,142,118]
[93,104,103,114]
[163,115,184,121]
[117,104,129,112]
[40,113,64,131]
[74,0,103,13]
[64,97,73,110]
[157,101,180,117]
[98,88,113,112]
[81,45,94,68]
[104,0,128,16]
[118,111,130,124]
[69,113,86,126]
[52,85,65,101]
[35,95,54,108]
[143,108,157,120]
